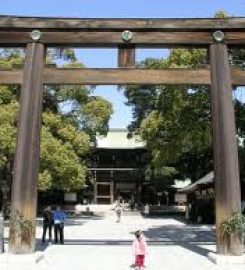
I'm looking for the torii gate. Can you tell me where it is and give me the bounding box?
[0,15,244,256]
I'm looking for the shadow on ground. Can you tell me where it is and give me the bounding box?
[36,214,105,228]
[37,215,215,256]
[5,215,217,257]
[143,224,215,243]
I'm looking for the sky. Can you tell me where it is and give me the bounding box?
[1,1,244,128]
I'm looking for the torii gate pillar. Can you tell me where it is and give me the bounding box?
[210,42,243,256]
[9,42,44,254]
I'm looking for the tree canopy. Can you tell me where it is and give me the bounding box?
[124,44,245,184]
[0,48,113,191]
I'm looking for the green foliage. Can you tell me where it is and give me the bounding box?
[0,101,18,166]
[38,170,52,191]
[10,210,34,243]
[222,212,245,235]
[42,112,91,156]
[145,165,177,180]
[0,48,113,191]
[125,48,211,174]
[214,10,229,19]
[124,31,245,184]
[80,96,113,136]
[40,127,87,191]
[11,210,33,231]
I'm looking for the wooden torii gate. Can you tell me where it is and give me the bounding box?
[0,15,244,255]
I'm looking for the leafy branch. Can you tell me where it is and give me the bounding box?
[222,212,245,235]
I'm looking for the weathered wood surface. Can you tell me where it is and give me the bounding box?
[0,16,245,30]
[9,43,44,254]
[231,68,245,86]
[210,43,242,256]
[118,45,135,67]
[0,31,245,46]
[43,68,211,85]
[0,67,245,86]
[0,31,212,46]
[0,69,22,84]
[226,31,245,45]
[42,68,245,86]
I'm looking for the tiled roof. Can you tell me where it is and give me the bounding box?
[178,172,214,193]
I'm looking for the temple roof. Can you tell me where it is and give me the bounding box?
[96,129,145,149]
[178,171,214,193]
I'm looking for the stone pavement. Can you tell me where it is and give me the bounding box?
[2,210,245,270]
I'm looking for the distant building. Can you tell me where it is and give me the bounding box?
[88,129,147,204]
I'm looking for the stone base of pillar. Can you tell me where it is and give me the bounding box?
[0,252,44,269]
[208,252,245,265]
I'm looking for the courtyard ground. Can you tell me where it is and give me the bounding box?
[2,210,245,270]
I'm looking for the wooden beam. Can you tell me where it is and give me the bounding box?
[226,32,245,45]
[9,43,44,254]
[0,31,245,47]
[210,43,242,256]
[0,16,245,31]
[0,69,22,84]
[43,68,211,85]
[0,67,245,86]
[0,31,215,47]
[231,68,245,86]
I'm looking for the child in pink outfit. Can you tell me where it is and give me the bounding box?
[132,230,148,270]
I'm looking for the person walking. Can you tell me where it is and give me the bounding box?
[132,230,148,270]
[53,206,66,244]
[42,206,53,243]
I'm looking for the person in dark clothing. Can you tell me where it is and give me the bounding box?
[53,206,66,244]
[42,206,53,243]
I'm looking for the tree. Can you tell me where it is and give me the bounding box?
[124,48,212,181]
[125,29,245,185]
[0,48,113,191]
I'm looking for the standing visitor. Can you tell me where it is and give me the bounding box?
[42,206,53,243]
[143,204,150,217]
[115,203,123,223]
[75,202,83,216]
[53,206,66,244]
[132,230,148,270]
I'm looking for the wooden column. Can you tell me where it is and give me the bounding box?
[9,42,44,254]
[210,43,243,255]
[118,45,135,67]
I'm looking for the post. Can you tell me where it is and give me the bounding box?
[118,45,135,67]
[9,42,44,254]
[210,42,243,255]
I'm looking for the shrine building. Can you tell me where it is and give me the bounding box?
[89,129,147,204]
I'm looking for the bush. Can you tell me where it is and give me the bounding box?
[222,212,245,235]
